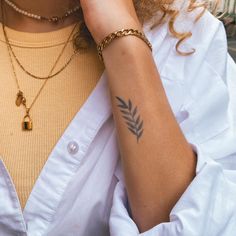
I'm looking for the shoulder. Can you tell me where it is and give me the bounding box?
[144,4,236,152]
[144,5,227,79]
[143,2,229,85]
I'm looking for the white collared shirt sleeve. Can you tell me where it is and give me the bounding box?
[109,10,236,236]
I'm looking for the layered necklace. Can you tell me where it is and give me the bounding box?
[1,0,80,131]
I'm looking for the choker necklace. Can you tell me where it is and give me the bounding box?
[3,0,80,23]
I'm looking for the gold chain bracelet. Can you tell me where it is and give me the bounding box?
[97,29,152,61]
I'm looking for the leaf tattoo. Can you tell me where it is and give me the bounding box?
[116,96,144,143]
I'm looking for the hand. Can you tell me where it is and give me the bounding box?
[80,0,142,44]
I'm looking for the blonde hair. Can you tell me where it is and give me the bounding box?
[73,0,208,55]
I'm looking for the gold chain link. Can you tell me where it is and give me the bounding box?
[97,29,152,61]
[2,23,79,80]
[3,23,79,112]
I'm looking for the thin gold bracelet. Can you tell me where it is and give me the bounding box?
[97,28,152,61]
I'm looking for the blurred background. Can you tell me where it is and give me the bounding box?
[209,0,236,61]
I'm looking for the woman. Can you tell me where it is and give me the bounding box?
[0,0,235,235]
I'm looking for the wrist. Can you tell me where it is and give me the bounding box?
[92,19,142,44]
[97,28,152,62]
[102,35,152,64]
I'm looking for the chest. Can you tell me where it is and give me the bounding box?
[0,26,191,235]
[0,45,104,210]
[0,72,120,236]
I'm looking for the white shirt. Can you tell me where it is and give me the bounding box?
[0,8,236,236]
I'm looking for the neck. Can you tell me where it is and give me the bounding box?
[0,0,79,32]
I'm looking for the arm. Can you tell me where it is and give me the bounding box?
[103,36,196,231]
[109,20,236,236]
[81,0,196,232]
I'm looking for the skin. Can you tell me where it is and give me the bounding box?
[1,0,197,232]
[0,0,78,32]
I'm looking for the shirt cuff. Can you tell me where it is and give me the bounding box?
[109,144,236,236]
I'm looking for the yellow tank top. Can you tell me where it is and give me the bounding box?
[0,23,104,210]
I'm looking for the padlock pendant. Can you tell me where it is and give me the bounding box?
[22,114,33,131]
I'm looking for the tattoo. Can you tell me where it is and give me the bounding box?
[116,96,144,143]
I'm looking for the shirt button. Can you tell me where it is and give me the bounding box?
[67,141,79,155]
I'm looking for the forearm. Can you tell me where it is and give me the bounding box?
[103,36,196,232]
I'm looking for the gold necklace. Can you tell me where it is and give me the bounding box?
[2,14,79,131]
[1,0,80,80]
[2,24,79,80]
[4,0,80,23]
[0,37,74,49]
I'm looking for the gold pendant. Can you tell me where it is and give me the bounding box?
[15,91,24,107]
[22,114,33,131]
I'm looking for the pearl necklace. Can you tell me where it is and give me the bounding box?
[3,0,80,23]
